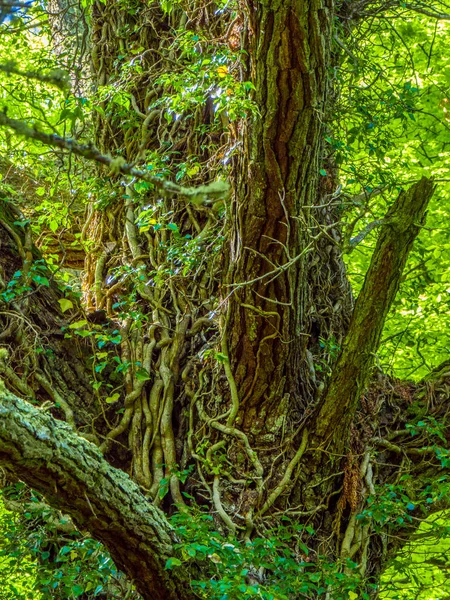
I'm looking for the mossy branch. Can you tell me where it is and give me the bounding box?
[314,177,435,451]
[0,62,70,91]
[0,112,229,203]
[0,387,197,600]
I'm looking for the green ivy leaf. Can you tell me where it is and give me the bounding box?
[58,298,74,313]
[105,393,120,404]
[32,275,50,287]
[165,557,182,569]
[135,368,151,381]
[68,320,88,329]
[72,584,85,597]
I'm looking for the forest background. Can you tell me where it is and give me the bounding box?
[1,0,450,599]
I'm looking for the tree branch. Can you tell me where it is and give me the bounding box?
[404,3,450,19]
[0,112,229,203]
[0,386,196,600]
[314,177,435,451]
[0,62,70,91]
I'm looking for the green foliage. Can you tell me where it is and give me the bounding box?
[158,464,194,499]
[0,484,137,599]
[380,512,450,599]
[0,497,40,600]
[0,259,51,303]
[0,2,93,249]
[166,508,371,599]
[335,15,450,378]
[155,39,257,123]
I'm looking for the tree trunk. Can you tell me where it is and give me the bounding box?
[0,0,447,598]
[226,0,345,412]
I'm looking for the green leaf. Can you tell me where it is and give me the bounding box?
[13,219,30,228]
[215,352,229,363]
[72,585,85,597]
[68,320,88,329]
[58,298,74,313]
[75,329,92,337]
[159,478,169,499]
[105,393,120,404]
[135,367,151,381]
[32,275,50,287]
[165,557,182,569]
[49,220,59,233]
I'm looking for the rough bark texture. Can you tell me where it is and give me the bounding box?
[0,179,445,596]
[226,0,345,424]
[0,388,196,600]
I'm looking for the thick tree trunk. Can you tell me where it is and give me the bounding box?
[0,0,447,597]
[83,0,354,526]
[226,0,342,416]
[58,0,439,581]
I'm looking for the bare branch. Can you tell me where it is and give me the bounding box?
[404,3,450,19]
[347,219,385,252]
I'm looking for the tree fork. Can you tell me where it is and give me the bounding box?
[314,177,435,451]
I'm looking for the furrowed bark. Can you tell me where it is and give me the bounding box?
[225,0,338,428]
[0,388,196,600]
[314,177,435,451]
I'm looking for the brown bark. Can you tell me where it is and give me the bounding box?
[226,0,339,420]
[0,0,448,597]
